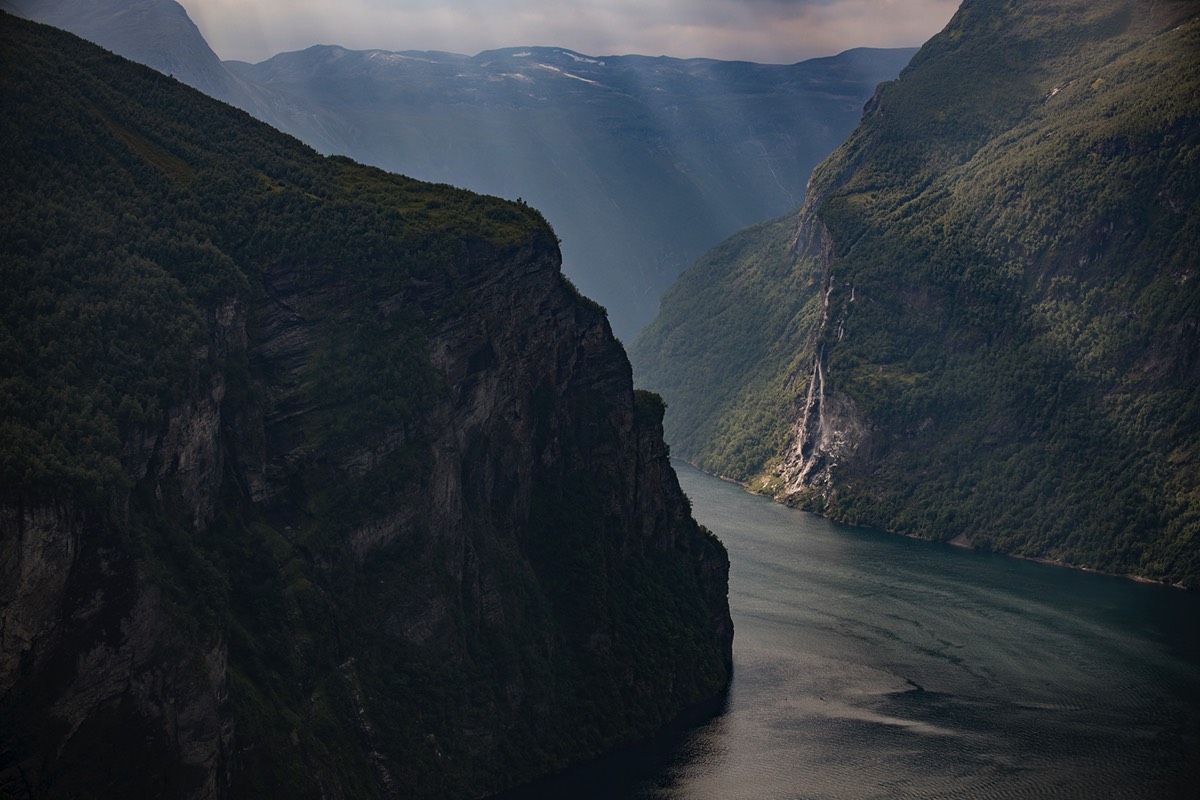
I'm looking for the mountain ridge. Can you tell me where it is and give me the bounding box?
[225,39,917,338]
[0,13,732,798]
[5,0,917,339]
[631,0,1200,587]
[3,0,252,108]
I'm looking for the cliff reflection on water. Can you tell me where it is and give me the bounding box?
[498,461,1200,799]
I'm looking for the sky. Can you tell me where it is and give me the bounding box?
[179,0,961,65]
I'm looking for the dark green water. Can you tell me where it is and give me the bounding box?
[499,462,1200,798]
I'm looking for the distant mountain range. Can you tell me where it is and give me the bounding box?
[3,0,915,338]
[631,0,1200,586]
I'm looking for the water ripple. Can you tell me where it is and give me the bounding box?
[495,465,1200,799]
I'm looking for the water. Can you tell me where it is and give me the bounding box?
[497,462,1200,799]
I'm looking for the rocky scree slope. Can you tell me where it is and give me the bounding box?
[0,15,732,800]
[631,0,1200,586]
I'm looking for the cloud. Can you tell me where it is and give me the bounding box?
[179,0,959,64]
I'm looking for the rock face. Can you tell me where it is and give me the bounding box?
[631,0,1200,586]
[0,15,731,799]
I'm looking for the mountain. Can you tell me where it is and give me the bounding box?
[0,0,351,153]
[6,0,916,340]
[227,44,918,339]
[630,0,1200,586]
[2,0,249,102]
[0,13,732,799]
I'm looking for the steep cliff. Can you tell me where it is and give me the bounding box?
[631,0,1200,586]
[0,14,731,799]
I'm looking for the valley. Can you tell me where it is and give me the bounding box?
[2,0,1198,797]
[4,0,915,339]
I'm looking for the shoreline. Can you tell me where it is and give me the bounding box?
[486,686,730,799]
[671,458,1191,592]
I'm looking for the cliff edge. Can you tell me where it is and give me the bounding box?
[0,14,732,799]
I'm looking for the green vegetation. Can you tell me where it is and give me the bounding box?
[0,13,553,504]
[632,213,824,478]
[1,13,729,800]
[225,43,917,339]
[632,389,667,426]
[632,0,1200,586]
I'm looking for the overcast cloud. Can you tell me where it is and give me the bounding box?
[179,0,960,64]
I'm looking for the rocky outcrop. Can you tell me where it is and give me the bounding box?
[774,211,869,504]
[0,166,731,800]
[0,15,731,800]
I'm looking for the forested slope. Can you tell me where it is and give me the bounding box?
[632,0,1200,586]
[0,14,731,799]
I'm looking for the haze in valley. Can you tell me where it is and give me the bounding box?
[181,0,960,64]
